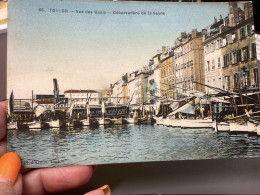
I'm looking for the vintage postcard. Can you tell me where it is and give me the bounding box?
[7,0,259,168]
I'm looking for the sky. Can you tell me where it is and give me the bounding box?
[7,0,244,99]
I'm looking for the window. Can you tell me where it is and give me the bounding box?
[212,59,215,70]
[218,57,221,68]
[224,53,233,67]
[232,51,237,64]
[224,76,230,90]
[254,68,259,86]
[250,43,256,59]
[216,40,220,49]
[222,38,227,46]
[240,71,250,88]
[207,61,210,71]
[241,46,249,62]
[232,33,237,42]
[224,55,227,67]
[219,38,223,47]
[227,34,232,44]
[240,27,245,39]
[233,73,240,89]
[237,49,241,62]
[246,24,252,35]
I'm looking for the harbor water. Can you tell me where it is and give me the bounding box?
[7,124,260,168]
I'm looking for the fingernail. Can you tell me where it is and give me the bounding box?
[92,165,97,171]
[99,184,111,195]
[0,152,21,184]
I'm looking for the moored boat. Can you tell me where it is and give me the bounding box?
[7,121,18,130]
[180,118,213,129]
[229,122,256,134]
[98,118,113,125]
[81,117,99,127]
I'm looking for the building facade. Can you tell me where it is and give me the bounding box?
[174,29,205,99]
[64,89,100,107]
[221,2,257,91]
[160,47,174,100]
[148,53,161,104]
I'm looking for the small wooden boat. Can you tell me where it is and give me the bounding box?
[180,118,212,129]
[169,119,181,127]
[125,117,138,124]
[154,116,163,125]
[7,121,18,130]
[98,118,113,125]
[27,121,41,129]
[229,122,256,134]
[111,117,128,125]
[81,118,99,127]
[47,119,67,128]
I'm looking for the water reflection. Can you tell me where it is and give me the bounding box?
[7,125,260,168]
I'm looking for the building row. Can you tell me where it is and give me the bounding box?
[105,2,257,108]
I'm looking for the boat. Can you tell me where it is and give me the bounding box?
[47,119,67,128]
[138,116,155,125]
[169,118,181,127]
[180,118,213,129]
[213,121,230,132]
[229,122,256,134]
[111,117,128,125]
[154,116,163,125]
[98,118,113,125]
[27,121,41,129]
[7,121,18,130]
[125,117,138,124]
[81,117,99,127]
[125,111,138,124]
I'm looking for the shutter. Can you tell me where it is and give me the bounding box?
[245,46,249,61]
[252,43,256,59]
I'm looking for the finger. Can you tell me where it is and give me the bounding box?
[84,185,111,195]
[23,165,94,195]
[0,152,22,195]
[0,101,7,141]
[0,139,7,156]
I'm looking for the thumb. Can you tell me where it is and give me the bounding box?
[0,152,21,195]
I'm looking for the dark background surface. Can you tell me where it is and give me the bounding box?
[1,0,260,194]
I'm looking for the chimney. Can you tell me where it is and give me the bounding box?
[162,46,166,53]
[202,29,207,42]
[244,2,253,20]
[228,2,239,27]
[219,24,224,33]
[191,29,197,39]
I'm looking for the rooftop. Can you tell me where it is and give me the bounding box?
[64,89,98,93]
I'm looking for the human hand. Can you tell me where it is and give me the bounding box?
[0,101,110,195]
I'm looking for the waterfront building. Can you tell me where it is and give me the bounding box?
[174,29,205,99]
[203,19,224,94]
[148,53,161,104]
[127,72,138,106]
[160,46,174,100]
[220,2,257,91]
[64,89,100,107]
[110,79,123,105]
